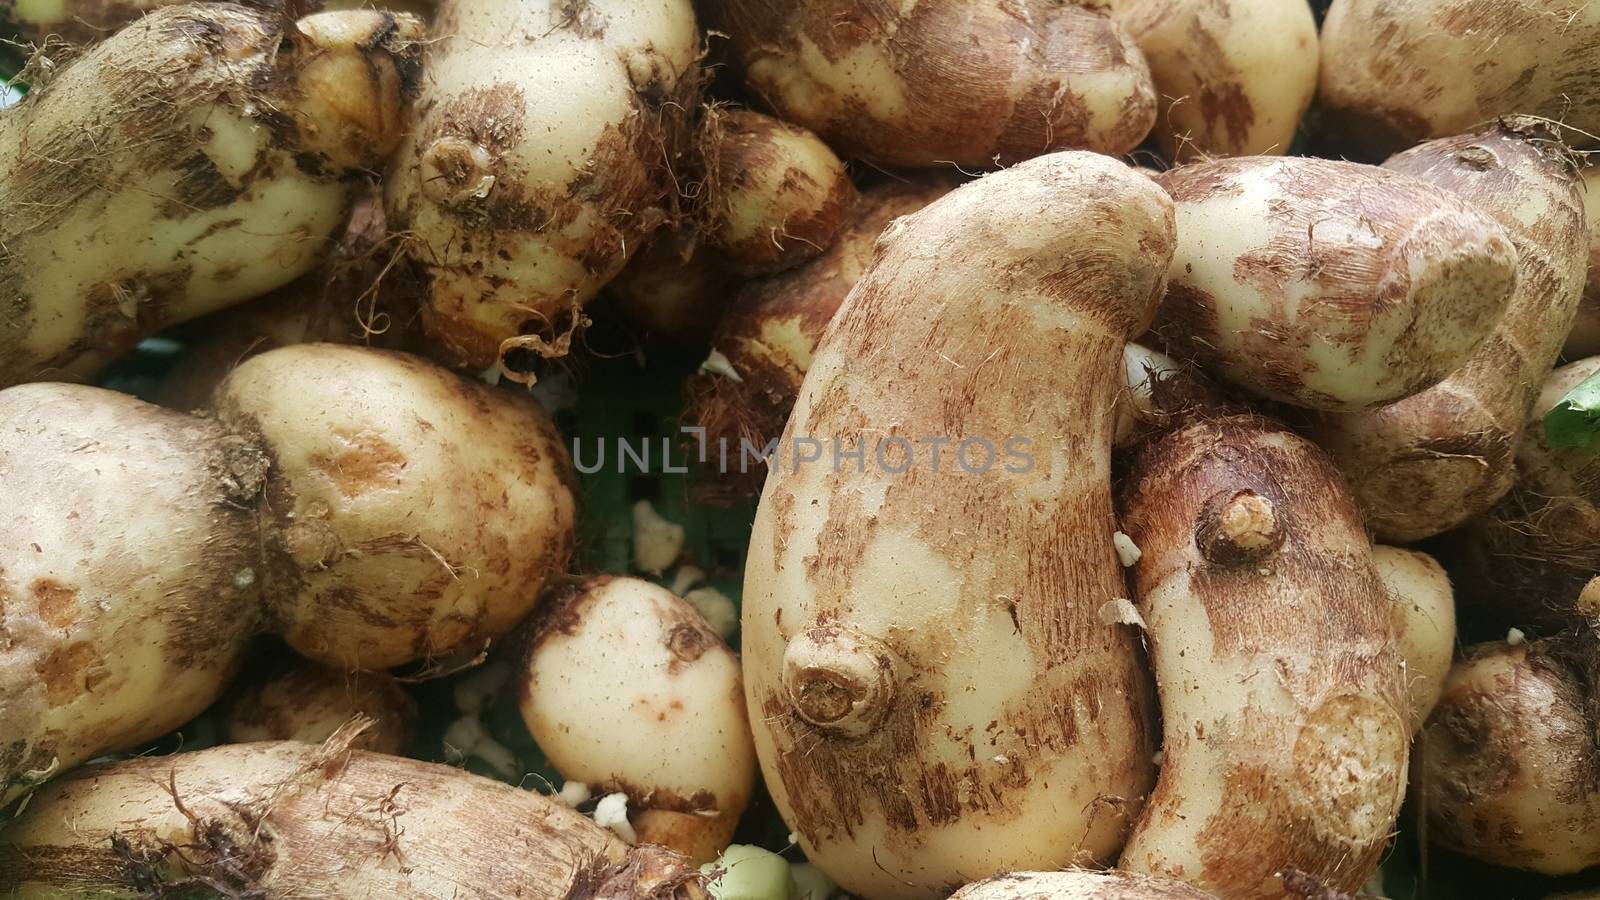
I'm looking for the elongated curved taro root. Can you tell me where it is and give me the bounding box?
[518,577,756,864]
[1118,417,1410,899]
[0,384,266,806]
[213,344,578,670]
[1373,545,1456,728]
[1319,0,1600,156]
[0,740,706,897]
[1419,633,1600,875]
[385,0,700,373]
[0,0,437,44]
[742,152,1171,898]
[953,871,1218,900]
[0,345,577,804]
[688,178,953,504]
[0,5,422,389]
[226,660,418,755]
[707,1,1156,169]
[1563,163,1600,358]
[1089,0,1318,160]
[700,109,856,276]
[1456,357,1600,629]
[1155,156,1518,412]
[1311,123,1589,542]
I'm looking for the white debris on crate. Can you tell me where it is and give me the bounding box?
[555,780,592,808]
[529,369,581,413]
[686,586,738,640]
[632,500,685,574]
[441,715,520,781]
[594,792,637,844]
[669,564,707,596]
[1112,531,1142,567]
[1098,598,1146,629]
[791,862,838,900]
[452,661,511,715]
[1506,627,1527,646]
[699,348,743,382]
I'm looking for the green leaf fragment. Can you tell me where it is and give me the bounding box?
[1545,370,1600,450]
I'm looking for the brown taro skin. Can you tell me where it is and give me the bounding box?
[383,0,701,373]
[687,177,954,505]
[1154,156,1517,414]
[741,152,1172,898]
[1118,416,1409,900]
[0,0,438,44]
[1455,358,1600,631]
[1419,637,1600,876]
[0,741,708,897]
[1319,0,1600,157]
[700,109,858,277]
[0,384,267,807]
[1312,122,1589,543]
[225,660,418,754]
[213,344,578,671]
[707,0,1157,169]
[0,5,424,389]
[606,230,743,347]
[1563,163,1600,358]
[952,870,1220,900]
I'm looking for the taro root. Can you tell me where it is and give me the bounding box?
[0,345,577,804]
[385,0,701,373]
[606,230,742,348]
[1090,0,1319,160]
[225,660,418,755]
[1319,0,1600,156]
[517,577,756,864]
[212,344,578,670]
[742,152,1172,897]
[1,0,438,44]
[706,0,1157,168]
[1119,417,1410,899]
[1155,155,1517,413]
[953,871,1219,900]
[0,5,423,388]
[1373,545,1456,728]
[1456,357,1600,630]
[0,384,266,805]
[688,178,953,504]
[1419,627,1600,875]
[1311,122,1589,542]
[0,740,707,897]
[699,109,856,277]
